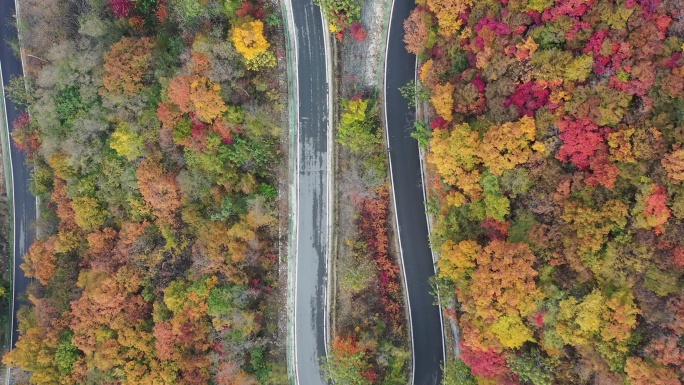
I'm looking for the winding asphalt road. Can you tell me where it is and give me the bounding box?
[0,0,37,350]
[384,0,445,383]
[290,0,330,383]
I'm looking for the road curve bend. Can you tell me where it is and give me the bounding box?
[288,0,331,383]
[384,0,445,384]
[0,0,37,352]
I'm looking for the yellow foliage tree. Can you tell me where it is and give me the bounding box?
[2,325,61,385]
[607,128,636,163]
[561,199,628,257]
[190,76,229,122]
[427,123,483,206]
[490,314,535,349]
[110,123,144,161]
[72,196,108,231]
[556,289,640,358]
[481,115,537,176]
[556,291,605,347]
[426,0,473,37]
[431,82,455,122]
[438,239,479,288]
[231,20,270,61]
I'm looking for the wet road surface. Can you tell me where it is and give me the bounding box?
[291,0,330,383]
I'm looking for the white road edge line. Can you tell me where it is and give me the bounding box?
[381,1,417,384]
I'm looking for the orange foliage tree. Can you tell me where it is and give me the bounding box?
[135,158,182,223]
[102,36,155,95]
[463,241,542,323]
[625,357,682,385]
[21,236,58,285]
[633,184,671,234]
[663,148,684,183]
[403,7,431,55]
[167,74,228,123]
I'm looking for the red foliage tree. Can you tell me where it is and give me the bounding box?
[11,113,40,157]
[646,334,684,373]
[671,246,684,268]
[584,145,620,188]
[350,22,367,42]
[543,0,596,21]
[153,321,175,361]
[504,81,550,117]
[355,186,403,328]
[460,343,509,378]
[236,1,265,19]
[430,117,449,130]
[156,0,168,22]
[556,117,610,171]
[666,293,684,336]
[481,218,510,241]
[109,0,134,18]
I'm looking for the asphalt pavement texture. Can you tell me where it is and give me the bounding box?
[291,0,331,383]
[0,0,37,349]
[385,0,445,383]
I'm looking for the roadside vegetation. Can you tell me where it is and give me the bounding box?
[325,94,409,385]
[316,0,410,381]
[316,0,368,41]
[0,190,10,367]
[2,0,290,384]
[405,0,684,383]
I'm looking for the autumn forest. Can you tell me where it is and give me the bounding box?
[3,0,288,383]
[2,0,684,383]
[405,0,684,383]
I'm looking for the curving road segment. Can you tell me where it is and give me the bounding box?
[0,0,36,353]
[384,0,445,383]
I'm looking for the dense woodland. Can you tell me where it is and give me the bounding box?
[404,0,684,383]
[3,0,289,384]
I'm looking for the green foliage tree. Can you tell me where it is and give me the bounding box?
[442,358,476,385]
[507,349,556,385]
[337,98,381,153]
[55,330,80,375]
[315,0,363,31]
